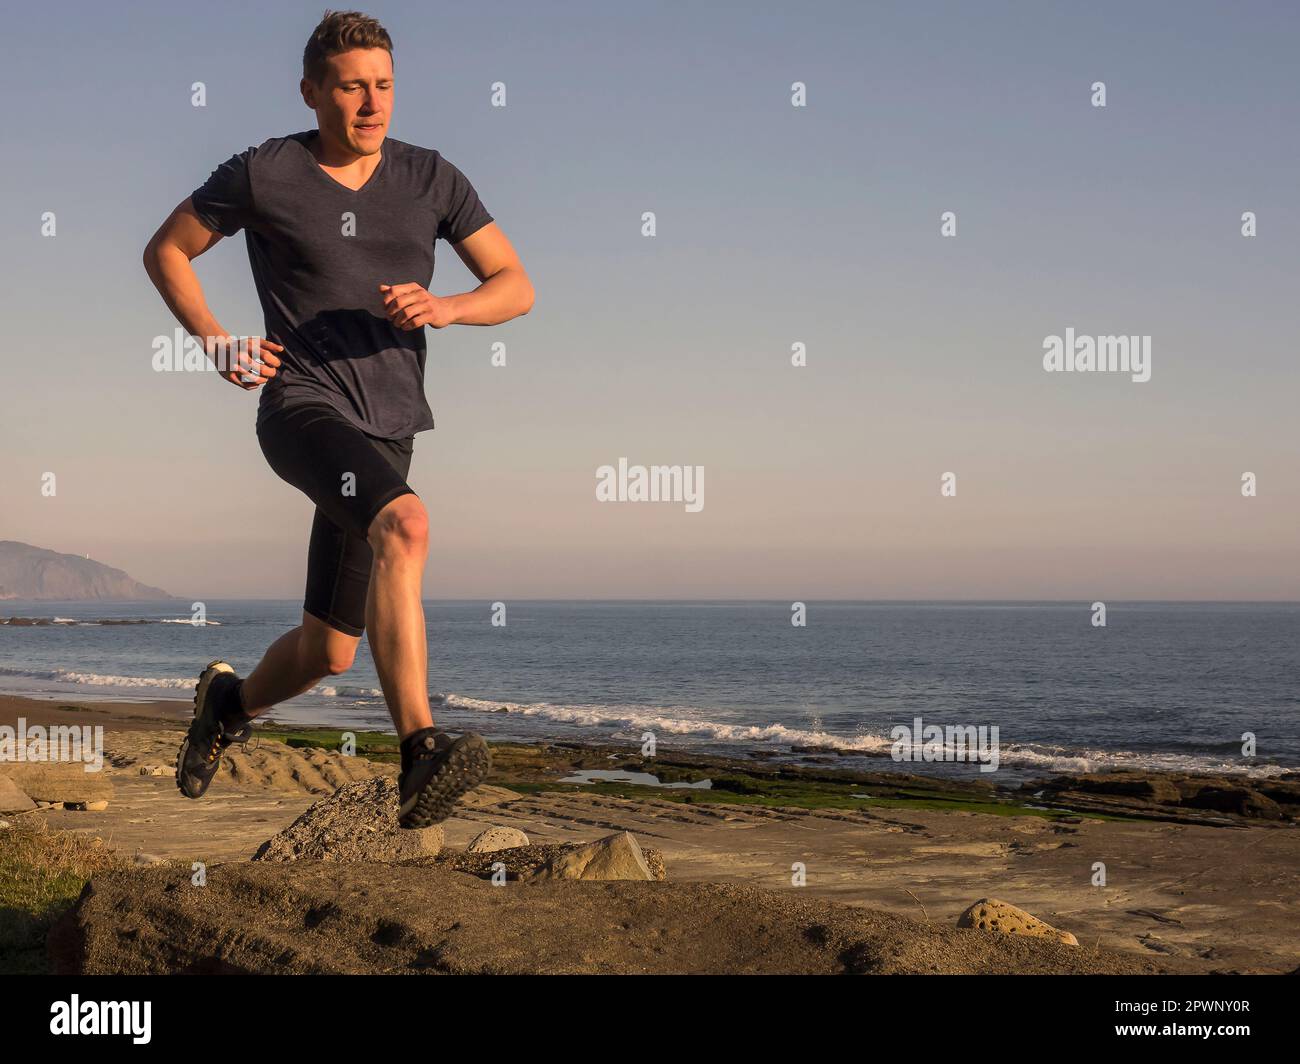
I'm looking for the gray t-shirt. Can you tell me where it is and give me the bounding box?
[191,131,493,438]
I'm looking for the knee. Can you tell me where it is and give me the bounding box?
[319,649,355,676]
[302,632,357,677]
[371,496,428,560]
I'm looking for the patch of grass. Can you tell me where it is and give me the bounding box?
[0,822,125,974]
[245,732,1137,822]
[261,727,400,764]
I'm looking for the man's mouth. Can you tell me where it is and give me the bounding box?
[356,122,383,133]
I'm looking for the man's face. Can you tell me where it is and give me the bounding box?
[302,48,393,155]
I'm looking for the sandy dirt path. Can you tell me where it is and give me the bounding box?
[6,695,1297,972]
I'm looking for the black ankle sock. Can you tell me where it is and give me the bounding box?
[216,677,250,730]
[400,727,439,774]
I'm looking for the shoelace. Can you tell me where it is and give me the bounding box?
[205,722,253,763]
[402,733,449,775]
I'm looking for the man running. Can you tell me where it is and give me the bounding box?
[142,10,533,826]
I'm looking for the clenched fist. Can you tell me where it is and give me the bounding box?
[380,283,457,331]
[206,335,283,391]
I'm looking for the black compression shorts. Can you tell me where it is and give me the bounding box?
[256,402,417,637]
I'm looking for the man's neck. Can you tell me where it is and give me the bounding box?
[309,128,383,184]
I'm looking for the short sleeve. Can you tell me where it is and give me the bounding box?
[436,157,493,244]
[190,148,256,237]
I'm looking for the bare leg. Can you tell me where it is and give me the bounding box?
[365,493,433,739]
[239,611,361,716]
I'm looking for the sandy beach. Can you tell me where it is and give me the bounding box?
[2,693,1297,974]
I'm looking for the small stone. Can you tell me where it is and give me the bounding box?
[528,832,654,882]
[134,853,164,866]
[0,774,37,813]
[957,897,1079,947]
[467,826,530,853]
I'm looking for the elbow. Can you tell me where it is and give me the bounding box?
[142,237,160,280]
[517,277,536,317]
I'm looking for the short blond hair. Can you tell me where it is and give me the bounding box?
[303,10,393,84]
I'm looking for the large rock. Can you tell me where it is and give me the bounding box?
[1,764,112,806]
[47,861,1189,975]
[1069,773,1183,804]
[467,826,529,853]
[1259,780,1300,805]
[253,777,442,862]
[957,897,1079,947]
[1185,787,1283,820]
[527,831,653,882]
[0,773,36,813]
[1026,770,1298,824]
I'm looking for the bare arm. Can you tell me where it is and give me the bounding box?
[142,200,280,388]
[444,222,534,325]
[381,221,535,330]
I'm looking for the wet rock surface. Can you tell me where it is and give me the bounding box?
[1023,771,1300,824]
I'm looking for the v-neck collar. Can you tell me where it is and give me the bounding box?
[297,129,388,194]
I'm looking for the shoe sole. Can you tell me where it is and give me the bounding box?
[399,734,492,828]
[175,659,235,800]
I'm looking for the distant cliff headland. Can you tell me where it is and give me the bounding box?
[0,541,170,601]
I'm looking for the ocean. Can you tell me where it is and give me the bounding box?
[1,600,1296,781]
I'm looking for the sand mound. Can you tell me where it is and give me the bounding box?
[252,777,441,862]
[48,860,1192,975]
[223,743,391,795]
[87,726,396,799]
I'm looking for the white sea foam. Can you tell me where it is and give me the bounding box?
[0,662,1286,779]
[2,617,222,626]
[314,684,385,698]
[0,665,194,690]
[434,693,1288,779]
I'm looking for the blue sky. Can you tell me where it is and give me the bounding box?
[2,0,1298,599]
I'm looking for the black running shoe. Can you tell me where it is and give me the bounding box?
[176,660,251,800]
[398,731,491,828]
